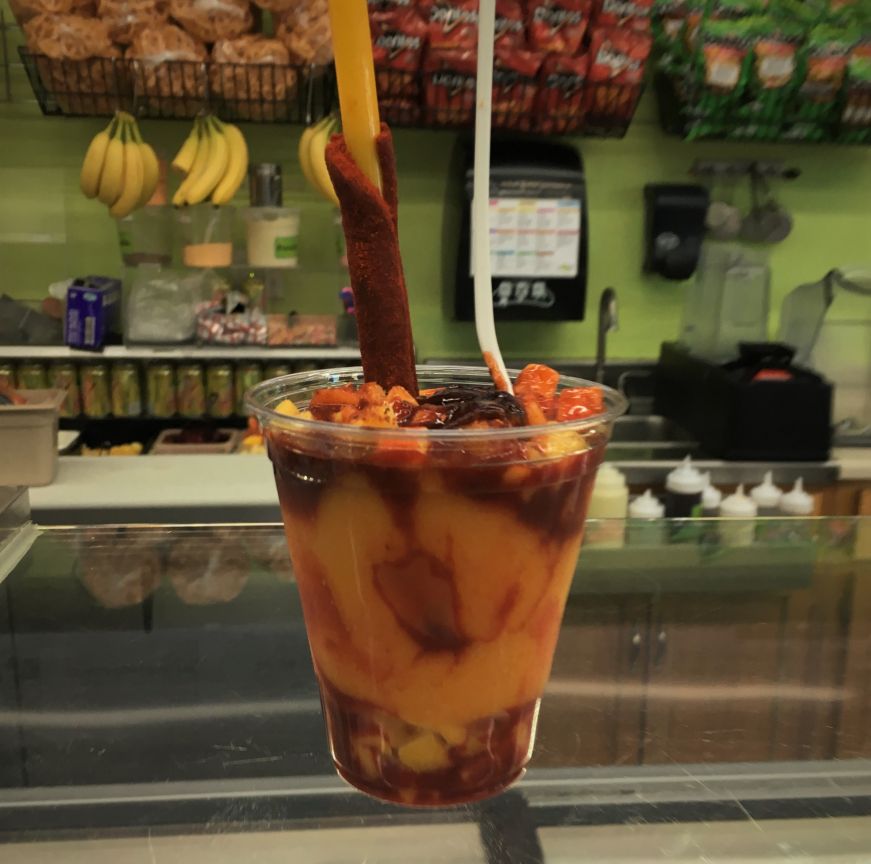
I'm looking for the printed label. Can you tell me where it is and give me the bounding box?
[470,197,581,278]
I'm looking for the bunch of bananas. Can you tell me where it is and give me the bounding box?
[298,115,339,206]
[171,115,249,207]
[80,112,160,220]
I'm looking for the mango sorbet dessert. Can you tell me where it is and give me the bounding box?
[248,364,623,806]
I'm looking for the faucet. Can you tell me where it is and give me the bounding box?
[595,287,618,384]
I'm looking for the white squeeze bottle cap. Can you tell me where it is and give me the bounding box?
[702,473,722,510]
[720,485,758,518]
[750,471,783,510]
[629,489,665,519]
[781,478,814,516]
[665,456,706,495]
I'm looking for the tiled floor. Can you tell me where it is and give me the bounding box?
[5,817,871,864]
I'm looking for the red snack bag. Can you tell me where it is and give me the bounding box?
[536,52,589,133]
[593,0,653,32]
[423,46,477,124]
[587,26,650,84]
[493,45,543,129]
[527,0,591,55]
[585,26,650,120]
[495,0,525,48]
[371,8,427,98]
[419,0,478,50]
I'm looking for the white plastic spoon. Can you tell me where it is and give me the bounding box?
[472,0,512,393]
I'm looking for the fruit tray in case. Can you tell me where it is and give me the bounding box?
[19,49,337,123]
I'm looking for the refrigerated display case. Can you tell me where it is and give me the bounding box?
[1,509,870,861]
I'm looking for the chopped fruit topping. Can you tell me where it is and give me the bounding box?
[408,386,527,429]
[310,383,360,420]
[275,399,300,417]
[556,386,604,421]
[397,732,451,773]
[280,365,604,434]
[515,364,560,419]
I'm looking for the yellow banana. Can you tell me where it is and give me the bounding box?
[125,117,160,208]
[137,140,160,207]
[211,120,248,206]
[96,115,126,206]
[308,116,339,206]
[80,115,115,199]
[297,121,319,193]
[110,122,144,219]
[172,117,210,207]
[172,120,200,174]
[186,116,229,205]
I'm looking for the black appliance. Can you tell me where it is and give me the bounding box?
[454,139,588,321]
[654,341,833,461]
[643,184,709,281]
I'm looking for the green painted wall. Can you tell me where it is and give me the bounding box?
[1,23,870,360]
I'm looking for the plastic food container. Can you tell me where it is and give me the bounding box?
[178,205,234,269]
[244,207,300,268]
[0,389,65,486]
[150,428,241,454]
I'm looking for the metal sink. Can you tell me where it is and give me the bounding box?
[606,415,699,461]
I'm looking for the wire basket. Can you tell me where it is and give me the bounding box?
[375,67,643,137]
[19,49,337,123]
[655,72,871,145]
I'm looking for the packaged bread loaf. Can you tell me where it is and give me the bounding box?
[169,0,253,44]
[277,0,332,65]
[127,24,207,116]
[211,35,296,120]
[9,0,94,24]
[97,0,170,44]
[24,14,119,113]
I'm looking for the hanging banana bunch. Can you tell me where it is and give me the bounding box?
[80,112,160,219]
[171,114,249,207]
[298,115,339,206]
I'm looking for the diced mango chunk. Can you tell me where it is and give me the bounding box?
[398,732,451,773]
[275,398,300,417]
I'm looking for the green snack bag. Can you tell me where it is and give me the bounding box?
[840,38,871,134]
[687,19,755,138]
[796,23,855,122]
[654,0,691,73]
[708,0,761,18]
[740,17,804,125]
[773,0,827,27]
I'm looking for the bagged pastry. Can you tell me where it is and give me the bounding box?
[98,0,170,44]
[24,14,119,113]
[211,35,297,120]
[169,0,253,44]
[9,0,94,24]
[127,24,208,116]
[276,0,332,65]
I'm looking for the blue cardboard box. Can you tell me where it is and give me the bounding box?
[65,277,121,350]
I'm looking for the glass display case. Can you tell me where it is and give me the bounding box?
[1,512,871,861]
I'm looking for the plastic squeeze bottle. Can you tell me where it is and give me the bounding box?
[664,456,705,518]
[750,471,783,516]
[720,484,758,547]
[627,489,665,545]
[585,463,629,548]
[780,478,814,516]
[701,473,722,517]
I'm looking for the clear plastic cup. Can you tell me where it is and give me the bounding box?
[247,366,625,806]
